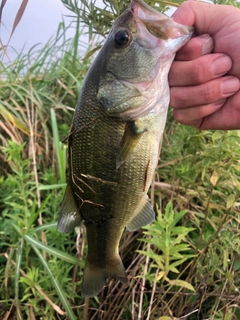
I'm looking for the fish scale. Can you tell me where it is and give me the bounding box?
[58,0,193,297]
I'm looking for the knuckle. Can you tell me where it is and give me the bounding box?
[202,83,217,101]
[198,107,208,118]
[192,119,203,130]
[190,62,207,84]
[170,88,189,109]
[169,88,178,108]
[173,110,187,124]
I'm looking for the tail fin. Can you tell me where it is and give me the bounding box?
[81,256,127,297]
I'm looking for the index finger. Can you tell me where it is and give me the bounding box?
[175,34,214,61]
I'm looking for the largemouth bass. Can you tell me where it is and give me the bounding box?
[58,0,193,297]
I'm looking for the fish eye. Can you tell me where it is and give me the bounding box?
[114,29,131,47]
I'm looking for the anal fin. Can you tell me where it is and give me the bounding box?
[126,197,155,232]
[58,183,81,232]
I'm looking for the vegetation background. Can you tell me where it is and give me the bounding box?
[1,0,240,319]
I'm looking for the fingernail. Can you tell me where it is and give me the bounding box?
[211,55,232,76]
[222,77,240,95]
[201,34,214,55]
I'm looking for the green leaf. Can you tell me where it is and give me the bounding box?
[164,201,174,221]
[210,171,219,186]
[226,194,235,209]
[157,270,165,281]
[167,279,195,292]
[212,130,224,142]
[171,226,194,236]
[170,209,188,227]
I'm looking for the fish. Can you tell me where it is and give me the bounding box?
[58,0,193,297]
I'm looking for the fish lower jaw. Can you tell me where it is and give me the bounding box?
[115,98,168,120]
[110,82,169,121]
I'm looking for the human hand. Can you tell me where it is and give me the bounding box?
[169,1,240,130]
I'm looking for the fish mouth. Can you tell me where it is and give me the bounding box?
[130,0,169,20]
[130,0,193,42]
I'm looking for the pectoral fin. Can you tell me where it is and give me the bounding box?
[126,197,155,232]
[116,121,145,169]
[58,184,81,232]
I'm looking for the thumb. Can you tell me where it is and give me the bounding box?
[172,1,233,35]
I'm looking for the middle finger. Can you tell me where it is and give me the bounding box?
[169,54,232,87]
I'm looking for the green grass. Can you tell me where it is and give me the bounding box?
[1,0,240,319]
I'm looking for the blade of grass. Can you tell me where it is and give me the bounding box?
[24,234,78,264]
[4,247,15,290]
[15,239,24,320]
[0,103,30,135]
[0,0,7,23]
[38,183,67,190]
[7,0,29,46]
[30,244,76,320]
[31,222,58,233]
[51,108,66,184]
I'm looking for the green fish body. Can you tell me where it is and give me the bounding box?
[58,0,193,297]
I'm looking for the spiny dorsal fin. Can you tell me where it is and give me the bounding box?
[116,121,145,169]
[126,197,155,232]
[58,183,81,232]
